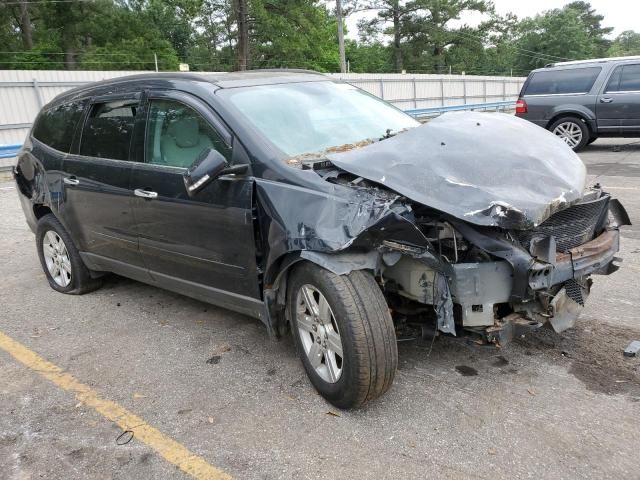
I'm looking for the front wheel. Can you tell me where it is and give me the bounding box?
[549,116,589,151]
[288,262,397,409]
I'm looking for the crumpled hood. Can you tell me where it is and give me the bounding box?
[326,112,586,229]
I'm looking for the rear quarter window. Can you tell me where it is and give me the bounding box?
[32,101,86,152]
[605,64,640,92]
[524,67,602,96]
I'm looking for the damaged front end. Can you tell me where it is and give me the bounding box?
[313,112,630,345]
[262,111,630,345]
[378,186,630,345]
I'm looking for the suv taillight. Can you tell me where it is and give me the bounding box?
[515,98,527,114]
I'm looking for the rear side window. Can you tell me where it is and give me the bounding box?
[79,100,137,161]
[524,67,602,95]
[32,102,85,152]
[605,64,640,92]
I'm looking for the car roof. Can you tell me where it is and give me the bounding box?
[46,69,331,109]
[539,55,640,70]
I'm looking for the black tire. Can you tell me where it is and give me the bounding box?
[287,262,397,409]
[548,116,590,151]
[36,213,102,294]
[587,136,598,145]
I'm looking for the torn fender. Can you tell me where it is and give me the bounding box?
[327,112,586,229]
[255,177,436,281]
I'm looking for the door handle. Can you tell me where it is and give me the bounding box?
[600,97,614,103]
[134,188,158,199]
[63,176,79,186]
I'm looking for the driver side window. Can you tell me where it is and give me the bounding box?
[145,99,230,168]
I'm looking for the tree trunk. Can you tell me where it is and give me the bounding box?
[433,45,444,72]
[336,0,346,73]
[63,29,77,70]
[236,0,249,70]
[392,0,402,72]
[18,0,33,50]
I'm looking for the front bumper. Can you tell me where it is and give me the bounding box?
[451,228,620,328]
[385,228,622,330]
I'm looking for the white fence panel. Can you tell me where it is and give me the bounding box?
[0,70,526,168]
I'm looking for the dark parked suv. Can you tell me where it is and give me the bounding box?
[14,70,629,408]
[516,56,640,150]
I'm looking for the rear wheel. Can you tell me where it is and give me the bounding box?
[288,262,397,409]
[549,116,589,151]
[36,214,102,294]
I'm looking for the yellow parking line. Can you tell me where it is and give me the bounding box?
[0,330,231,480]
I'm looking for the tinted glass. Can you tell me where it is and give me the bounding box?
[32,102,85,152]
[220,81,419,157]
[605,66,622,92]
[79,100,137,160]
[145,99,229,168]
[619,64,640,91]
[525,67,602,95]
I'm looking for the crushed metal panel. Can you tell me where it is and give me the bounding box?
[548,286,585,333]
[327,112,586,229]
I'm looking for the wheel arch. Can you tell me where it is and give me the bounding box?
[33,204,53,219]
[262,250,380,338]
[545,109,595,136]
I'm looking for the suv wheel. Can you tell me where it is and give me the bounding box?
[288,262,397,409]
[549,116,589,151]
[36,214,102,294]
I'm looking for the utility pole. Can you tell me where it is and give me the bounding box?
[154,53,158,72]
[336,0,346,73]
[236,0,249,70]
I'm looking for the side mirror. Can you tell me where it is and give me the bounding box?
[183,149,227,195]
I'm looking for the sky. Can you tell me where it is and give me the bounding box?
[346,0,639,40]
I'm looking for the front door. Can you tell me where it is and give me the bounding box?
[60,94,147,273]
[597,63,640,134]
[130,91,262,310]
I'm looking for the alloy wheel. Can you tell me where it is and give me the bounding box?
[296,284,344,383]
[552,121,583,148]
[42,230,72,287]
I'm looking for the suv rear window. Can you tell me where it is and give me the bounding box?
[524,67,602,96]
[79,100,137,161]
[32,102,85,152]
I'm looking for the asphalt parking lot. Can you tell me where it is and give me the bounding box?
[1,137,639,480]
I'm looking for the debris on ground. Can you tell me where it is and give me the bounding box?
[624,341,640,357]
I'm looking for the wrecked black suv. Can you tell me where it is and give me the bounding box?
[14,70,630,408]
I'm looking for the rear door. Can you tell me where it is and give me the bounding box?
[60,93,148,276]
[129,90,262,307]
[597,63,640,133]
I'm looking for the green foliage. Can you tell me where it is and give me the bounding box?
[249,0,339,71]
[0,0,635,76]
[345,40,393,72]
[608,31,640,57]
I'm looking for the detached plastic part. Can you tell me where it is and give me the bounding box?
[623,340,640,357]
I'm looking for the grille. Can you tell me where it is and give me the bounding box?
[514,195,609,252]
[564,279,585,306]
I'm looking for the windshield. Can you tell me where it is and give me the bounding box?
[219,81,419,157]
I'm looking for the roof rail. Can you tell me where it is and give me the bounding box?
[545,55,640,68]
[244,68,325,75]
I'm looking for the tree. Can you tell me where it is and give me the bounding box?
[357,0,491,72]
[512,2,613,71]
[608,31,640,57]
